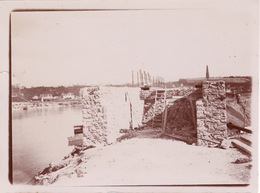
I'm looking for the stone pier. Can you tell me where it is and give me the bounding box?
[196,81,228,146]
[80,86,144,146]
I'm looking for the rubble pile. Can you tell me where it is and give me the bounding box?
[28,147,90,185]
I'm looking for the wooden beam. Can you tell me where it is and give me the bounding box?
[227,122,252,133]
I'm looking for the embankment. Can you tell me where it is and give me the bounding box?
[28,137,251,186]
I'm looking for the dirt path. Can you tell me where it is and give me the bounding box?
[52,138,250,186]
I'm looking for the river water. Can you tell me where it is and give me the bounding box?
[12,105,83,184]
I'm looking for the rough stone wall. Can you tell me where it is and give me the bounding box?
[140,90,155,100]
[196,81,228,146]
[80,86,143,146]
[142,98,155,123]
[140,87,196,100]
[140,87,196,124]
[81,87,108,145]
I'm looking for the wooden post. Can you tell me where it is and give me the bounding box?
[146,72,149,85]
[243,106,246,128]
[130,103,133,129]
[137,71,139,87]
[144,71,147,85]
[126,91,133,129]
[139,69,143,86]
[146,72,148,85]
[162,105,168,133]
[132,70,134,86]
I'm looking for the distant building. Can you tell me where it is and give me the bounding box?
[40,94,53,102]
[62,93,75,99]
[53,96,59,100]
[32,96,39,100]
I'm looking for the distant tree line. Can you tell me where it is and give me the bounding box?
[16,85,87,100]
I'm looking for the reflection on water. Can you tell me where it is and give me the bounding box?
[12,106,82,184]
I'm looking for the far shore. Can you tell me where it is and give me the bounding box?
[12,100,82,111]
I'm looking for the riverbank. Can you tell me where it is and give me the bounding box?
[12,106,83,184]
[12,100,82,111]
[28,129,251,186]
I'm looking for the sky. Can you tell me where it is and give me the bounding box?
[11,2,258,87]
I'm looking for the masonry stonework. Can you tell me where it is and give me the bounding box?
[140,87,196,124]
[196,81,228,146]
[78,83,228,147]
[140,87,196,101]
[80,86,144,146]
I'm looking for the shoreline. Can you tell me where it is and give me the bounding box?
[12,100,82,112]
[12,105,82,184]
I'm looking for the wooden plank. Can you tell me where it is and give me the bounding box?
[232,139,252,156]
[74,128,83,135]
[240,135,252,146]
[74,125,83,129]
[227,122,252,133]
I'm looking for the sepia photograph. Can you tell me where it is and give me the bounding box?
[1,0,258,192]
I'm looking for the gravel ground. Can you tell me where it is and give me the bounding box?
[51,137,251,186]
